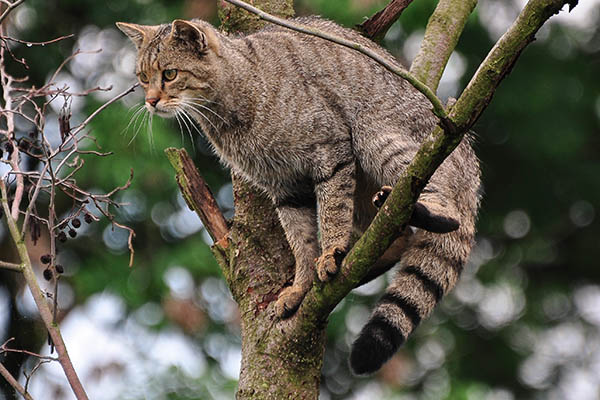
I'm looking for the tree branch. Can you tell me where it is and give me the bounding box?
[410,0,477,92]
[358,0,416,41]
[164,147,229,243]
[0,0,25,25]
[450,0,572,129]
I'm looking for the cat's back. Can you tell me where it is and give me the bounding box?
[228,17,434,140]
[241,17,405,83]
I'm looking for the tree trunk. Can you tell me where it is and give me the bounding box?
[217,4,325,399]
[220,176,326,399]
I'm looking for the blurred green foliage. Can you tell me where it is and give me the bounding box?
[1,0,599,399]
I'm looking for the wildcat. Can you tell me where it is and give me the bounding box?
[117,17,481,374]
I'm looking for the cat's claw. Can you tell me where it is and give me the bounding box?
[317,247,346,282]
[275,286,306,318]
[372,186,393,208]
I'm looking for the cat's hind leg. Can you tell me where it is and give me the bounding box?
[315,160,356,282]
[274,203,320,318]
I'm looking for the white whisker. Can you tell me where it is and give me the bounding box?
[147,112,155,151]
[181,100,229,126]
[184,96,222,106]
[179,107,206,136]
[176,109,196,150]
[122,105,146,137]
[128,108,149,145]
[174,111,186,145]
[180,103,220,134]
[127,102,143,113]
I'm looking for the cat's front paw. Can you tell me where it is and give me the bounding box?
[275,285,306,318]
[316,247,346,282]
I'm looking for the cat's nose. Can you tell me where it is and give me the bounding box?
[146,97,160,108]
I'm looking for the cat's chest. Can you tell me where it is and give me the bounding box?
[213,130,308,190]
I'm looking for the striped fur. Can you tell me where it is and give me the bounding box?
[118,17,481,374]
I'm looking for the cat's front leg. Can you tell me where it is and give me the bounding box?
[315,160,356,281]
[274,202,320,318]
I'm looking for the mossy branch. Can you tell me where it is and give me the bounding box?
[410,0,478,91]
[166,0,575,396]
[164,147,232,279]
[0,260,23,272]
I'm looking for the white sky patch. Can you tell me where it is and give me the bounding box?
[402,29,425,64]
[477,282,526,329]
[574,285,600,327]
[503,210,531,239]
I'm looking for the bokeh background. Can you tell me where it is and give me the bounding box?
[0,0,599,399]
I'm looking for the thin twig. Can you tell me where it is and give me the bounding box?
[1,34,74,46]
[0,0,25,25]
[0,362,34,400]
[52,83,139,157]
[1,181,90,400]
[0,260,22,271]
[21,163,50,239]
[112,221,136,267]
[1,338,59,361]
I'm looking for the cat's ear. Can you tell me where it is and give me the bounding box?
[170,19,220,55]
[116,22,153,49]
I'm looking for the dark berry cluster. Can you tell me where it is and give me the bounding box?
[40,254,65,281]
[56,213,94,243]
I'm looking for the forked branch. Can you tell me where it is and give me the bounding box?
[0,363,34,400]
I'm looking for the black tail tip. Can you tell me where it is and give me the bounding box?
[349,330,402,375]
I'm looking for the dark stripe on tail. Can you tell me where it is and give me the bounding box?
[404,265,444,302]
[379,292,421,327]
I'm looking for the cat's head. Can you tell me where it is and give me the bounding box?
[116,19,221,118]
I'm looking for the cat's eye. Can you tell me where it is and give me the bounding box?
[163,69,177,81]
[139,72,149,84]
